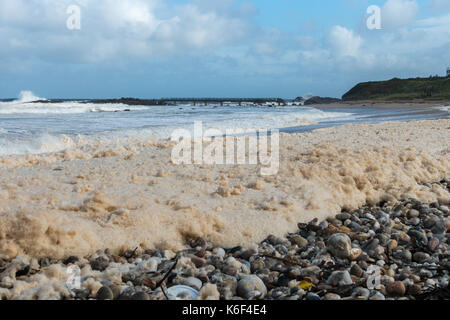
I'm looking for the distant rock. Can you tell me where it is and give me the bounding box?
[303,96,341,105]
[342,76,450,101]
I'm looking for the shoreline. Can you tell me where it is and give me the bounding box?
[314,100,450,109]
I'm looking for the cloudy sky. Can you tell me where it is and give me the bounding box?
[0,0,449,99]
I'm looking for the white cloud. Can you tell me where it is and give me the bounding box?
[0,0,449,96]
[382,0,419,28]
[329,26,363,58]
[0,0,251,64]
[428,0,450,11]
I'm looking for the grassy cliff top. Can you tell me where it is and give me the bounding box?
[342,76,450,101]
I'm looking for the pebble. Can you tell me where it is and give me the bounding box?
[386,281,406,297]
[290,235,308,247]
[336,212,352,221]
[131,292,150,300]
[352,287,370,300]
[407,209,420,219]
[350,264,364,278]
[237,275,267,299]
[387,239,398,251]
[431,221,447,234]
[413,252,431,263]
[369,292,385,300]
[327,233,352,259]
[326,271,353,286]
[90,257,109,271]
[305,292,321,301]
[64,256,79,265]
[407,284,422,295]
[190,256,206,268]
[427,238,440,251]
[2,187,449,301]
[182,277,203,291]
[407,229,428,246]
[96,286,114,300]
[324,293,341,300]
[109,284,121,300]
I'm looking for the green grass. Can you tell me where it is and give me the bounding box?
[342,76,450,101]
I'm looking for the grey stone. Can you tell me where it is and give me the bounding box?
[96,286,114,300]
[327,233,352,259]
[237,275,267,299]
[326,270,353,286]
[182,277,203,291]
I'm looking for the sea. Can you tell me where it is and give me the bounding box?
[0,91,448,156]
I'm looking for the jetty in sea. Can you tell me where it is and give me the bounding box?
[28,97,288,106]
[161,98,286,106]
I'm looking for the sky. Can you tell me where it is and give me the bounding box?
[0,0,449,99]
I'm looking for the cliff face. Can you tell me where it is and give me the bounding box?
[342,77,450,101]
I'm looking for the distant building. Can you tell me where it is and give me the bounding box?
[447,67,450,77]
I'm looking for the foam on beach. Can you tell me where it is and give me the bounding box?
[0,120,449,260]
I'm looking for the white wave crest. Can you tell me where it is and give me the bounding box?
[436,106,449,113]
[0,134,79,156]
[15,90,46,103]
[0,101,148,114]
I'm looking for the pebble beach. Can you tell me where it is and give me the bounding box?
[0,118,449,300]
[1,187,449,300]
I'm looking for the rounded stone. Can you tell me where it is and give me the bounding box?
[190,256,206,268]
[237,275,267,299]
[290,235,308,247]
[369,292,386,300]
[90,256,109,271]
[350,264,364,278]
[336,212,352,221]
[96,286,114,300]
[413,252,431,263]
[64,256,79,265]
[182,277,203,291]
[327,233,352,259]
[407,229,428,246]
[324,293,341,300]
[109,284,121,300]
[326,270,353,286]
[386,281,406,297]
[305,292,321,301]
[394,249,412,262]
[407,284,422,295]
[387,240,398,251]
[131,292,150,300]
[431,221,447,234]
[407,209,420,219]
[427,238,440,252]
[351,287,370,300]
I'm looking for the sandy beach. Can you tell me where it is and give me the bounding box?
[0,116,449,300]
[317,100,450,109]
[1,118,448,260]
